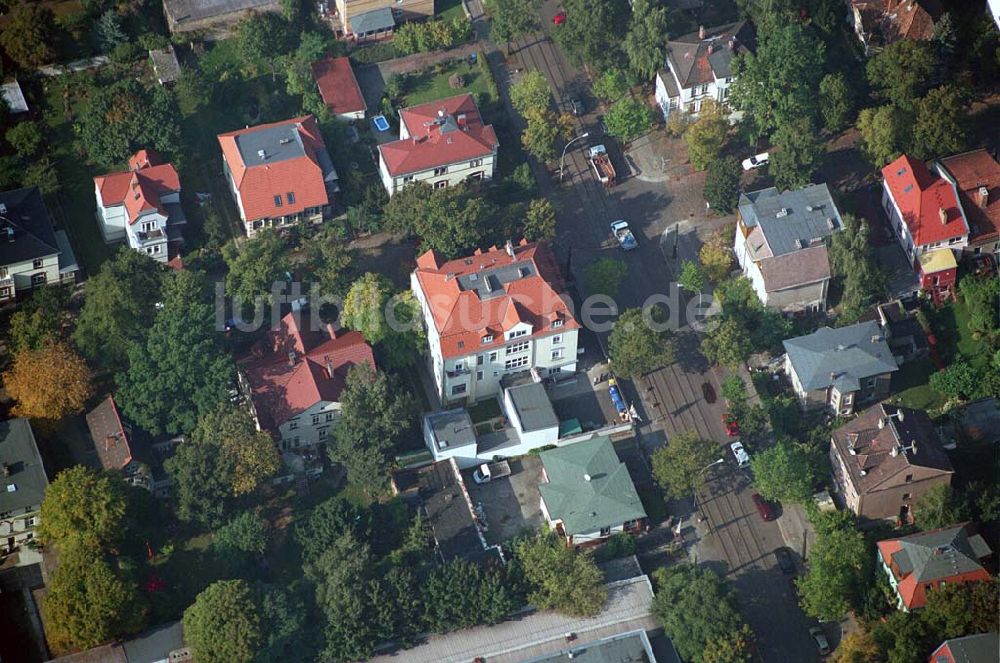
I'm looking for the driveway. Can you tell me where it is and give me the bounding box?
[464,456,544,545]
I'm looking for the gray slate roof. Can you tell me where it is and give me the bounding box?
[426,409,476,451]
[890,524,991,583]
[539,437,646,536]
[508,382,558,432]
[522,629,660,663]
[235,123,308,166]
[664,20,756,89]
[350,7,395,34]
[934,632,1000,663]
[0,187,61,267]
[457,259,537,300]
[738,184,844,257]
[149,46,181,84]
[784,321,898,392]
[1,81,28,113]
[0,419,48,515]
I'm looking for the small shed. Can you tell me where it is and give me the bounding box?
[149,45,181,86]
[1,80,28,114]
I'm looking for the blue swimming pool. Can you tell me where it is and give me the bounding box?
[372,115,390,132]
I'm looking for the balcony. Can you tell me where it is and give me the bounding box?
[446,366,471,379]
[135,228,165,243]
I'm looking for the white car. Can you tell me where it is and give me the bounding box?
[742,152,769,170]
[730,440,750,468]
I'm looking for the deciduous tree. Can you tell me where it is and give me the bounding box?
[515,532,606,617]
[42,541,147,653]
[223,229,290,305]
[605,97,653,143]
[295,497,370,564]
[609,306,675,378]
[592,69,630,103]
[521,109,562,161]
[117,270,233,435]
[703,624,755,663]
[652,564,746,663]
[8,284,68,353]
[698,226,734,282]
[4,340,91,430]
[383,182,490,257]
[749,441,816,504]
[684,100,729,171]
[922,578,999,640]
[38,466,129,548]
[700,316,754,368]
[770,117,823,191]
[829,214,884,322]
[523,198,557,242]
[914,484,967,529]
[651,430,719,499]
[75,249,165,369]
[166,435,237,528]
[342,272,393,345]
[213,511,270,570]
[797,511,869,621]
[857,105,911,169]
[911,85,967,160]
[866,40,939,110]
[819,73,854,133]
[490,0,538,53]
[551,0,630,70]
[193,404,279,496]
[678,261,705,300]
[184,580,262,663]
[235,11,291,79]
[583,257,628,298]
[510,70,552,118]
[0,3,56,67]
[623,0,669,79]
[6,121,43,157]
[831,631,881,663]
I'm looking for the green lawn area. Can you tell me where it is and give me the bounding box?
[890,358,946,411]
[437,0,466,22]
[402,61,496,107]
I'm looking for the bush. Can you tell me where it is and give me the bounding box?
[595,532,636,561]
[349,42,400,64]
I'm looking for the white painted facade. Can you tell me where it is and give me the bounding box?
[654,67,736,120]
[379,150,496,197]
[275,400,342,450]
[0,253,62,302]
[881,180,968,263]
[504,387,559,449]
[222,161,326,239]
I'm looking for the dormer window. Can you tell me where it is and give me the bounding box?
[287,192,296,204]
[482,334,493,344]
[508,329,528,339]
[552,319,564,328]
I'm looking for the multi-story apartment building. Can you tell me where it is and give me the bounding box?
[410,240,579,404]
[0,186,78,302]
[378,94,498,197]
[0,418,48,562]
[94,150,185,262]
[654,20,756,120]
[218,115,339,239]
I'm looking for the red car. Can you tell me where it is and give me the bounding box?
[752,493,775,521]
[553,11,567,25]
[722,413,740,437]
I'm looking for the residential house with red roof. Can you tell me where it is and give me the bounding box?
[239,312,375,450]
[410,240,580,404]
[377,94,498,197]
[877,524,992,611]
[936,149,1000,257]
[928,632,1000,663]
[85,395,173,498]
[94,150,185,262]
[830,403,953,522]
[881,154,969,301]
[654,20,756,120]
[218,115,339,239]
[311,56,367,121]
[849,0,943,54]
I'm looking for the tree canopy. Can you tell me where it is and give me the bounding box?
[698,226,735,282]
[192,404,280,497]
[490,0,539,52]
[523,198,557,242]
[866,40,939,110]
[819,72,854,133]
[184,579,262,663]
[383,182,492,257]
[652,564,747,663]
[8,284,68,353]
[704,157,741,215]
[509,70,552,118]
[117,270,233,435]
[213,511,270,570]
[515,532,607,617]
[604,97,653,143]
[165,432,237,528]
[609,306,675,378]
[829,214,884,322]
[551,0,631,70]
[684,100,729,171]
[857,104,910,169]
[911,85,967,160]
[796,511,869,621]
[623,0,669,79]
[223,230,290,305]
[651,430,720,500]
[0,3,56,67]
[3,340,91,430]
[749,440,817,504]
[38,466,130,548]
[770,116,823,191]
[583,257,628,298]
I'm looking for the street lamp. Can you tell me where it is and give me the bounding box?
[559,132,590,182]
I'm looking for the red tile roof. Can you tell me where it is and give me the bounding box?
[312,56,367,116]
[94,151,180,226]
[85,395,133,471]
[413,240,579,360]
[242,313,375,433]
[881,0,942,42]
[938,149,1000,248]
[217,115,331,223]
[883,155,968,248]
[378,94,498,177]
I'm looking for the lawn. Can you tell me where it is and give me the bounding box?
[890,358,946,412]
[437,0,467,22]
[402,60,496,107]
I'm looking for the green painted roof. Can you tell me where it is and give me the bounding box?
[539,437,646,535]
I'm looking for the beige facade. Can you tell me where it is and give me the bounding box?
[335,0,435,36]
[379,152,496,197]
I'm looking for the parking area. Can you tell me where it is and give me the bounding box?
[464,456,544,546]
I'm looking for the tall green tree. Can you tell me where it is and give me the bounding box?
[295,497,370,564]
[623,0,669,79]
[818,73,854,133]
[797,511,869,621]
[0,3,56,67]
[6,121,43,158]
[866,40,939,110]
[911,85,967,160]
[583,257,628,298]
[490,0,538,53]
[770,117,823,191]
[38,467,130,548]
[609,306,675,378]
[515,532,607,617]
[523,198,557,242]
[678,261,706,300]
[223,230,290,305]
[213,512,270,570]
[383,182,491,257]
[730,22,825,138]
[922,579,999,640]
[684,100,729,171]
[184,580,262,663]
[193,404,280,497]
[749,441,816,504]
[651,430,719,500]
[254,582,315,663]
[421,559,518,630]
[551,0,631,70]
[592,69,630,103]
[235,11,292,78]
[652,564,746,663]
[117,270,233,435]
[509,70,553,118]
[605,97,653,143]
[165,432,238,528]
[703,624,755,663]
[857,104,911,169]
[9,284,68,353]
[914,484,967,530]
[704,157,741,214]
[304,229,354,298]
[42,540,148,653]
[77,80,182,168]
[342,272,395,345]
[74,248,165,369]
[330,364,414,495]
[829,214,884,321]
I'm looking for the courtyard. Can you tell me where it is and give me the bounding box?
[464,455,544,546]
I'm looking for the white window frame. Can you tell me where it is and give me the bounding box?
[506,340,529,354]
[504,355,530,370]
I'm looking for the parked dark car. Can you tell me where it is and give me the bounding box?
[752,493,775,521]
[702,382,716,403]
[774,547,795,574]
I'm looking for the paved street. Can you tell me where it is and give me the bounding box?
[485,5,822,660]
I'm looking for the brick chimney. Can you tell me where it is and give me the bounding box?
[938,207,948,225]
[699,25,706,39]
[326,322,338,340]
